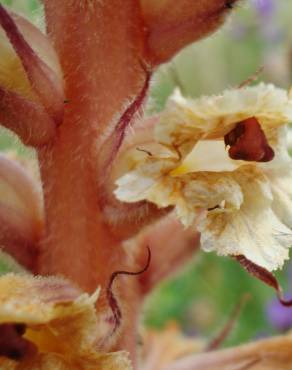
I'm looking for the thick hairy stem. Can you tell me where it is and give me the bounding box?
[37,1,148,361]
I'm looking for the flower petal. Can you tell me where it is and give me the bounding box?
[270,174,292,230]
[115,155,176,204]
[116,163,243,227]
[171,140,239,175]
[0,274,132,370]
[199,167,292,271]
[0,351,132,370]
[0,154,42,238]
[116,84,292,272]
[0,203,38,271]
[0,155,42,269]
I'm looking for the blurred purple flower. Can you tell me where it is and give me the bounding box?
[251,0,283,45]
[251,0,276,17]
[266,298,292,332]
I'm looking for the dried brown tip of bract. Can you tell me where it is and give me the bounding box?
[235,255,292,307]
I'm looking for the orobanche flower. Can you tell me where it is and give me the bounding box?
[115,84,292,271]
[0,273,131,370]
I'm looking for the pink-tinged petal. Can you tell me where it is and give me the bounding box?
[0,203,38,271]
[235,255,292,307]
[101,65,152,171]
[0,154,43,234]
[140,0,239,65]
[0,85,56,146]
[0,5,64,124]
[0,155,42,270]
[114,115,159,155]
[10,11,63,82]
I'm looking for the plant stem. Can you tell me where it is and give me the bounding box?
[35,6,149,362]
[39,0,146,287]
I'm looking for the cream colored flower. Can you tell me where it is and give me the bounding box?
[0,274,131,370]
[115,84,292,271]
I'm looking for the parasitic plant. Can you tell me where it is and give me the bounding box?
[1,0,292,369]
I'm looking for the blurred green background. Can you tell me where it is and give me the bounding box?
[1,0,292,348]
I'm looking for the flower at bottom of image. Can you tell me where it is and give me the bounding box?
[0,273,131,370]
[115,84,292,272]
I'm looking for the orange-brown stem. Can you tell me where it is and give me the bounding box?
[39,0,147,286]
[36,1,149,360]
